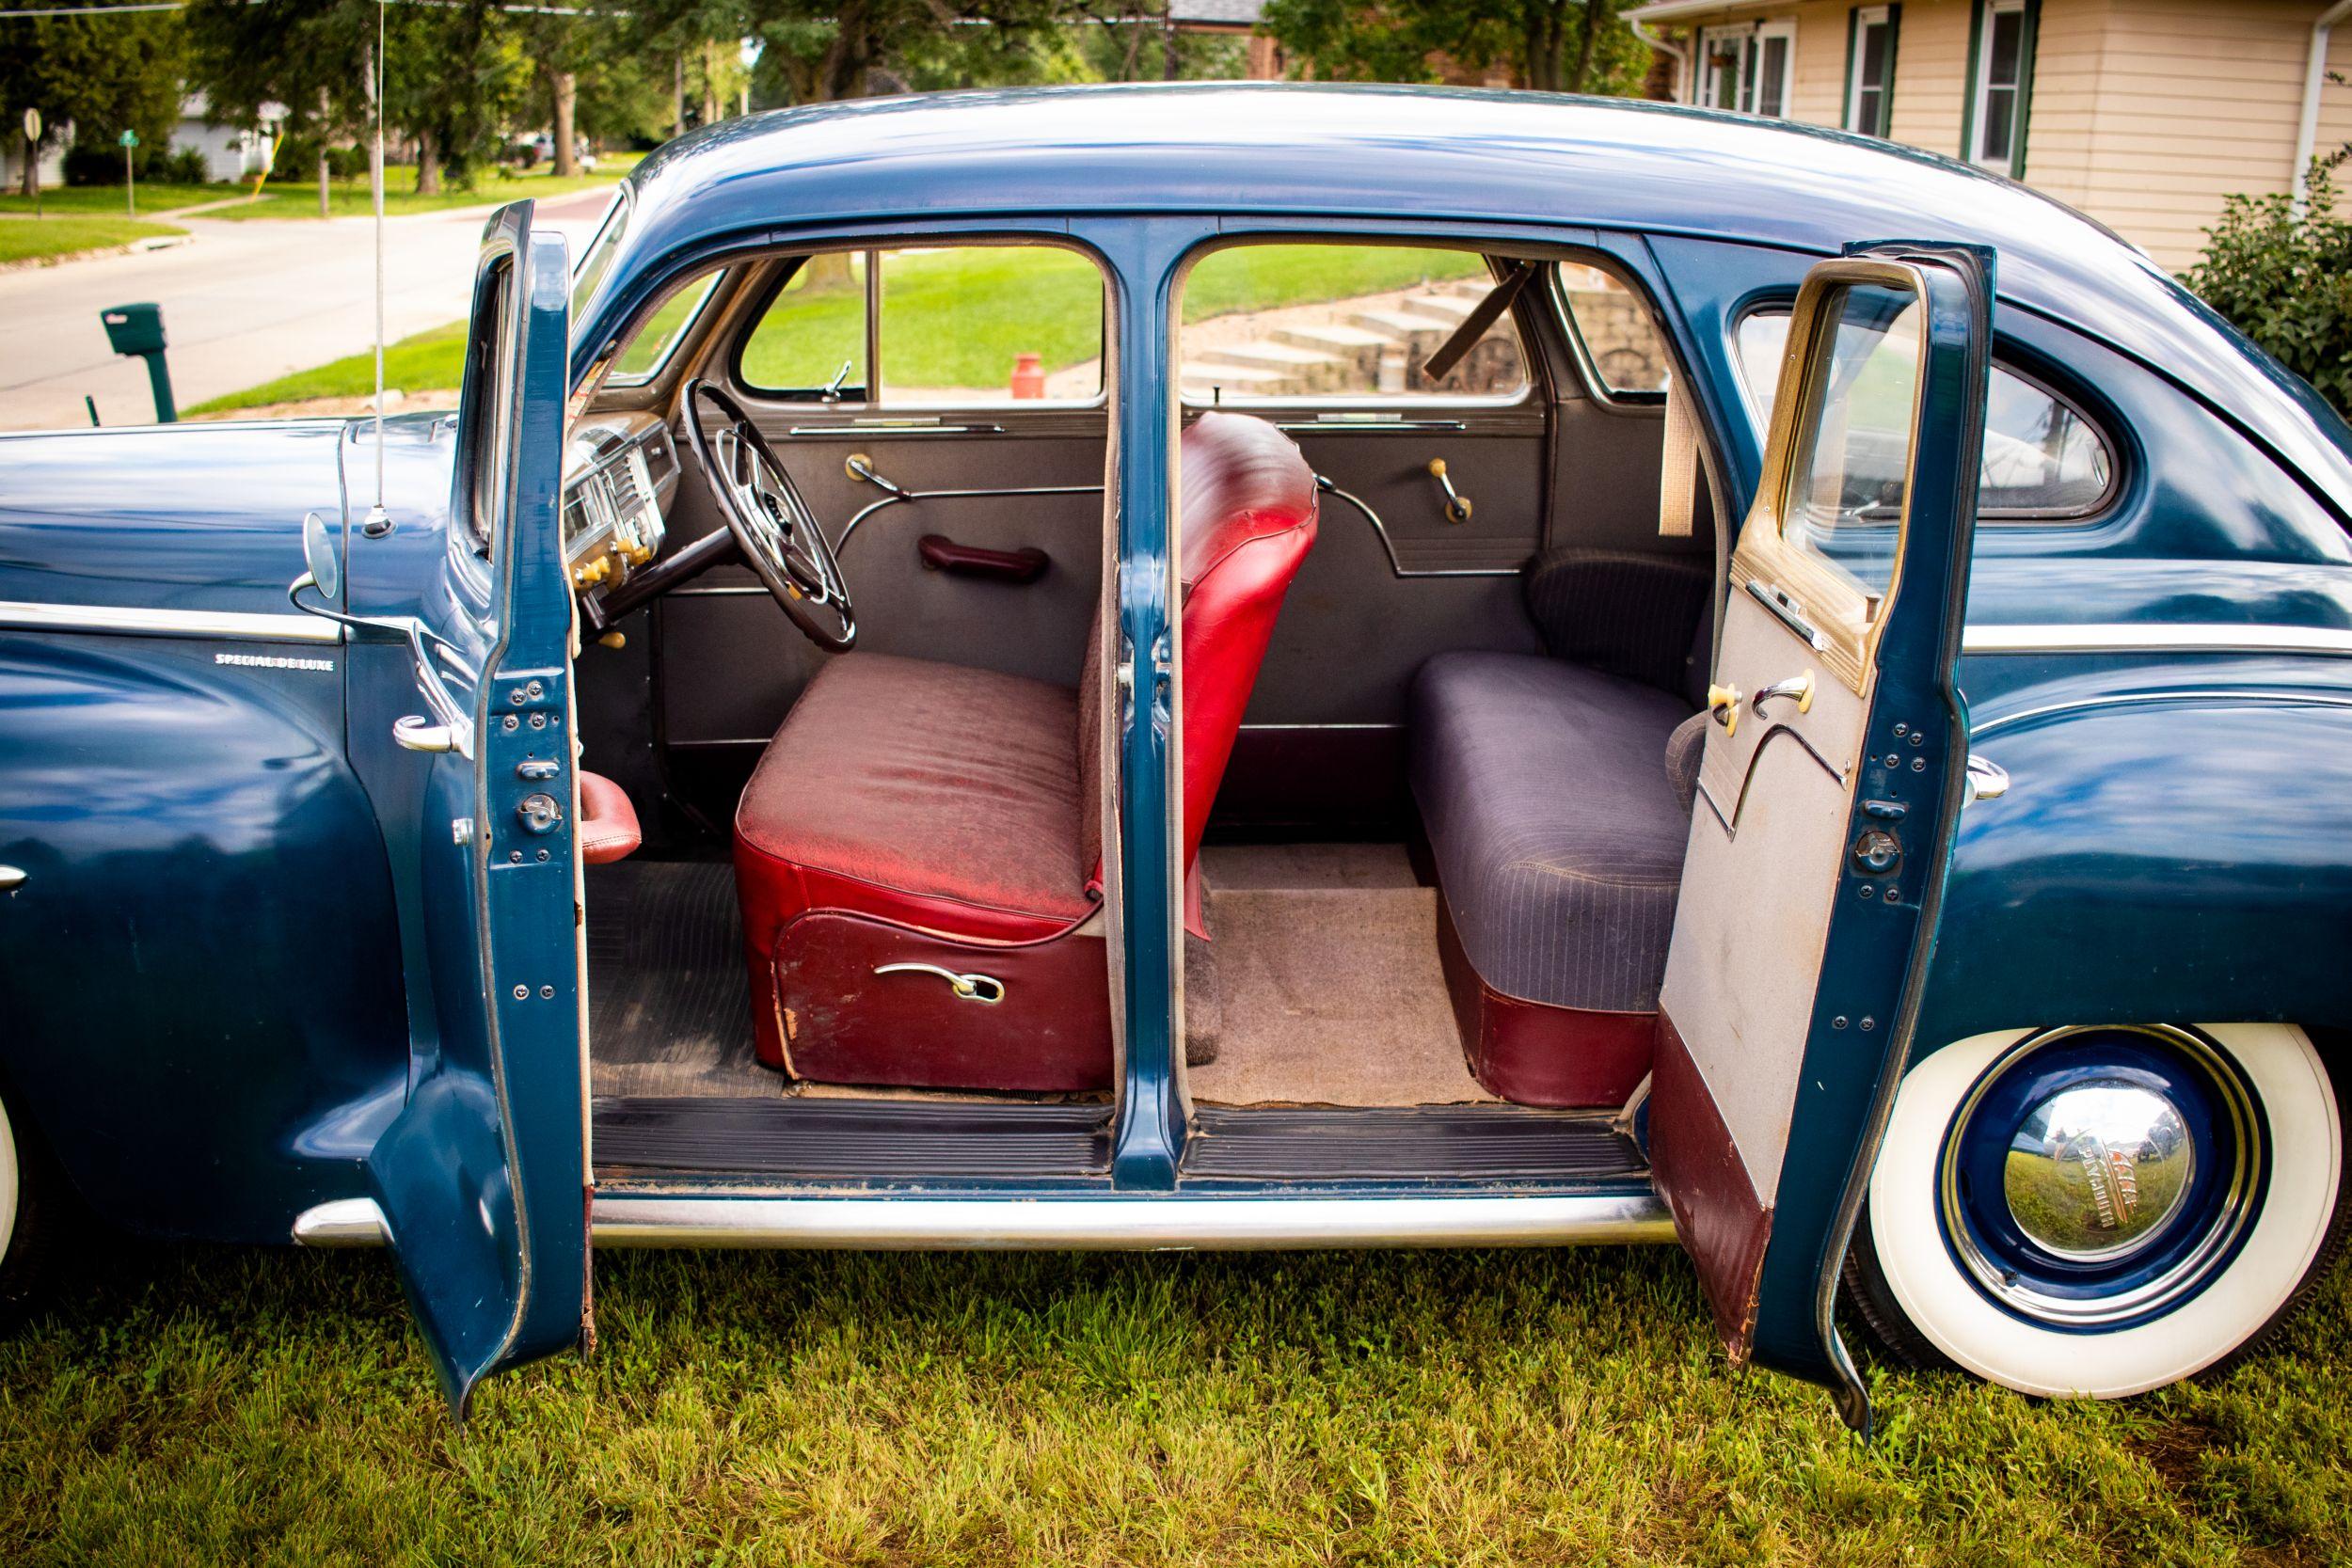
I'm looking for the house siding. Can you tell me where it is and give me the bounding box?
[1650,0,2352,272]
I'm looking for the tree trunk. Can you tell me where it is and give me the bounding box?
[551,71,578,177]
[1565,0,1607,93]
[1162,6,1180,80]
[674,53,687,137]
[20,136,39,199]
[417,128,441,196]
[1522,0,1568,91]
[317,86,334,216]
[701,40,723,123]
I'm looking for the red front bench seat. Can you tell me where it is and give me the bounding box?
[733,411,1319,1091]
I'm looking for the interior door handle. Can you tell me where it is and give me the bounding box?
[1752,671,1816,717]
[916,533,1049,584]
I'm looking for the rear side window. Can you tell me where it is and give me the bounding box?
[1556,263,1673,398]
[1178,243,1528,404]
[1737,307,2116,517]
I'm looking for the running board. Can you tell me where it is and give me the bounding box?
[294,1191,1676,1251]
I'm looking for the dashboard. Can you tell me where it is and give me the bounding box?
[562,413,679,597]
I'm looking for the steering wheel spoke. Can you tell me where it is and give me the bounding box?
[682,379,857,654]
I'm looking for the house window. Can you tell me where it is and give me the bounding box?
[1696,21,1796,119]
[1968,0,2035,174]
[1846,6,1899,137]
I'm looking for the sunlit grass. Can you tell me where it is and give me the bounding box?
[1,1237,2344,1563]
[0,215,183,266]
[184,320,471,416]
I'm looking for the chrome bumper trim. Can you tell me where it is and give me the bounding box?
[0,600,343,645]
[292,1197,392,1246]
[295,1191,1676,1251]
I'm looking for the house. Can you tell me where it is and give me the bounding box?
[1628,0,2352,270]
[175,93,278,183]
[0,132,67,193]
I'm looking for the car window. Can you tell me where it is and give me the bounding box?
[1779,281,1919,607]
[738,245,1105,404]
[568,192,627,319]
[1555,262,1672,398]
[1738,307,2115,517]
[610,270,722,385]
[1178,243,1527,404]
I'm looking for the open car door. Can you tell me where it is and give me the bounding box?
[1650,244,1992,1433]
[352,203,586,1416]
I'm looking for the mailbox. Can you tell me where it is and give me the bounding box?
[99,302,174,422]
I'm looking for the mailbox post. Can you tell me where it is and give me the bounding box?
[101,304,176,423]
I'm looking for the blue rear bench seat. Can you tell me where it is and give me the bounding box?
[1409,547,1713,1107]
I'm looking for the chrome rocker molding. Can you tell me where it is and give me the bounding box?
[296,1191,1677,1250]
[0,600,343,645]
[1962,623,2352,657]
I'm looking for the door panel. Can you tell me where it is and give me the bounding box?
[1650,245,1992,1431]
[346,203,587,1415]
[658,413,1109,749]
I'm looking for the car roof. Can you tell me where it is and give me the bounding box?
[586,82,2352,515]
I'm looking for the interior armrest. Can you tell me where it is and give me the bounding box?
[580,770,643,864]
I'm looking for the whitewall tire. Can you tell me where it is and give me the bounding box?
[0,1081,59,1330]
[1847,1023,2350,1399]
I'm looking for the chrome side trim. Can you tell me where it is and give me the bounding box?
[298,1190,1676,1250]
[0,600,345,645]
[1971,686,2352,739]
[1962,623,2352,657]
[293,1197,391,1246]
[590,1191,1676,1250]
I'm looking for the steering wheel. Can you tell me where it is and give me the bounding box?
[681,379,856,653]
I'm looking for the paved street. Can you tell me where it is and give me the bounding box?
[0,186,614,432]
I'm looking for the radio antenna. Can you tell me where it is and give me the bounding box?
[364,0,390,535]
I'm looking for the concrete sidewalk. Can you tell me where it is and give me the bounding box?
[0,186,613,433]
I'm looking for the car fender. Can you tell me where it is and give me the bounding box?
[0,631,409,1243]
[1915,685,2352,1067]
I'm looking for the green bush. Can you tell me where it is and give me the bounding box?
[2186,163,2352,420]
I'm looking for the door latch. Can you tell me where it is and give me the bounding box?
[1851,827,1901,877]
[516,792,564,834]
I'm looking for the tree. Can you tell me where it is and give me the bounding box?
[745,0,1080,106]
[183,0,371,214]
[2187,162,2352,422]
[0,0,184,198]
[1259,0,1649,96]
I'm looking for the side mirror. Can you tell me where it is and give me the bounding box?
[301,509,341,602]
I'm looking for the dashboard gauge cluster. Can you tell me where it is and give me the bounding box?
[562,418,676,596]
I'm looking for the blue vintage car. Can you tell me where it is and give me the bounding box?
[3,85,2348,1430]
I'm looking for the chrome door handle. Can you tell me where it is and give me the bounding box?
[1965,753,2010,803]
[873,962,1007,1004]
[393,715,458,753]
[1752,671,1816,717]
[0,865,24,893]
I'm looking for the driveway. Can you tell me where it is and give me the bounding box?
[0,186,615,433]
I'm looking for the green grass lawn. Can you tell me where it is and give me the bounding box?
[0,215,185,266]
[199,241,1490,415]
[0,182,246,217]
[1,1239,2344,1563]
[184,321,472,417]
[198,161,629,223]
[0,159,632,224]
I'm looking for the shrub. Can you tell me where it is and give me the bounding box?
[160,147,208,185]
[2185,163,2352,420]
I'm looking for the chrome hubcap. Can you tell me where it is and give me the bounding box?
[1939,1025,2265,1328]
[2003,1082,2194,1262]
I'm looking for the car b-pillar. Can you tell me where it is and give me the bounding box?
[1086,217,1216,1190]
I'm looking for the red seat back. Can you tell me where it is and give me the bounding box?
[1080,411,1320,882]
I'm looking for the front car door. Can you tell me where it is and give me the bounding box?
[348,203,587,1415]
[1650,245,1993,1431]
